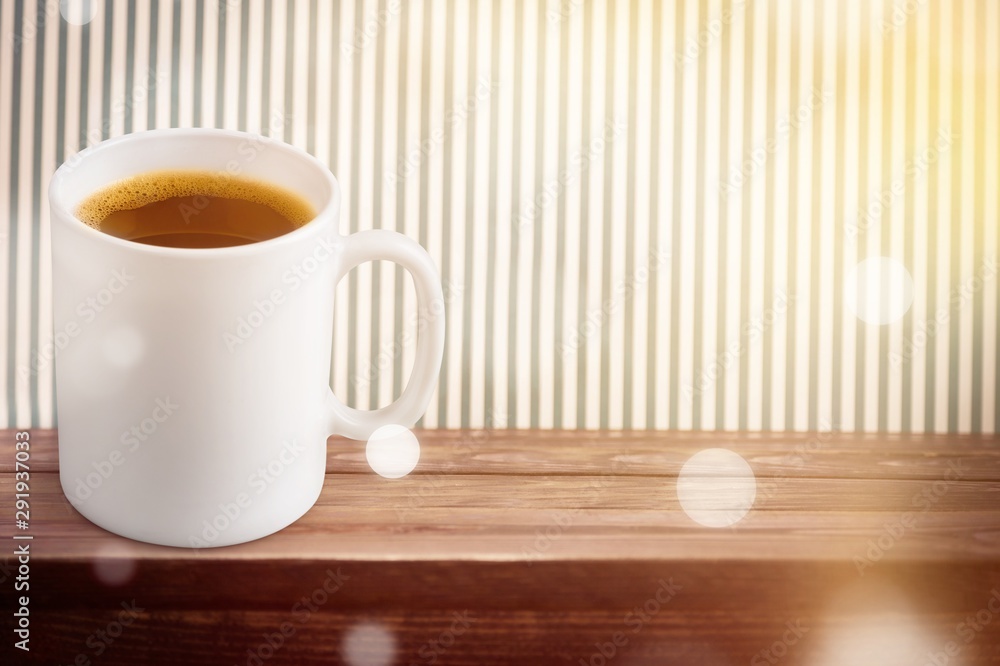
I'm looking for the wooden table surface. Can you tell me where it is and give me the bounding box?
[2,429,999,665]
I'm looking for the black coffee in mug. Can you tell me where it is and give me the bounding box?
[75,170,314,249]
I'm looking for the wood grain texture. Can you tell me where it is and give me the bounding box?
[6,429,1000,478]
[1,429,999,665]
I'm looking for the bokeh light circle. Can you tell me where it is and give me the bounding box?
[91,542,138,587]
[366,425,420,479]
[60,0,100,26]
[342,622,396,666]
[676,448,756,528]
[845,256,914,325]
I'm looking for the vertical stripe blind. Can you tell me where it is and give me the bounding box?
[1,0,997,432]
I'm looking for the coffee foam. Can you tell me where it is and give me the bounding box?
[75,170,315,228]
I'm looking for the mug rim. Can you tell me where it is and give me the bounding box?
[48,127,340,257]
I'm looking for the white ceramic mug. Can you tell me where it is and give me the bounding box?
[48,128,445,548]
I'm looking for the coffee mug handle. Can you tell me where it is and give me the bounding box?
[327,229,446,440]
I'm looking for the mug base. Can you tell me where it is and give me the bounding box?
[61,474,324,549]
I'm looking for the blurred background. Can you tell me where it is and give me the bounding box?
[0,0,997,433]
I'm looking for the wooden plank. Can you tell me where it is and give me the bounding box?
[3,429,1000,479]
[11,556,1000,612]
[11,471,1000,514]
[7,564,1000,664]
[18,607,1000,666]
[3,473,999,563]
[2,429,999,665]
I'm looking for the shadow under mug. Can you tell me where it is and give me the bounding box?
[48,128,446,548]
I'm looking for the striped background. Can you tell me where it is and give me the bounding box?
[1,0,997,433]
